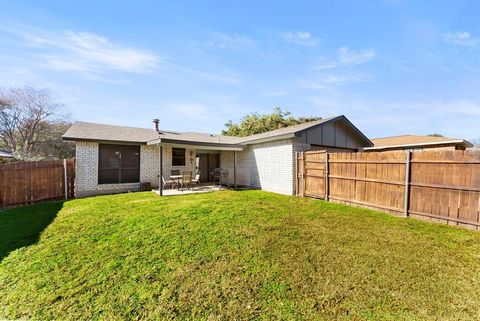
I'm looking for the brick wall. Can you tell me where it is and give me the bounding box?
[75,141,100,197]
[140,145,160,187]
[159,145,196,180]
[221,139,311,195]
[75,139,311,197]
[75,142,196,197]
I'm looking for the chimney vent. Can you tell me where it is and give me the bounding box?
[152,119,160,132]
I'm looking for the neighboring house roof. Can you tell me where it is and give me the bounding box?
[62,115,372,148]
[365,135,473,151]
[0,150,14,158]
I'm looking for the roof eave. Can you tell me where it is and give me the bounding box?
[147,138,244,151]
[62,136,146,145]
[240,133,296,145]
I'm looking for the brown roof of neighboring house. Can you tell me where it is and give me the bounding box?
[365,135,473,150]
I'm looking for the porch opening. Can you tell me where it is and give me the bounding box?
[196,151,220,183]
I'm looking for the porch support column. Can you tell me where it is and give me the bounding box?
[233,150,237,189]
[159,144,163,196]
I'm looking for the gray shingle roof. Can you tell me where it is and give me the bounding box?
[237,117,335,143]
[63,122,159,143]
[63,115,365,146]
[63,121,242,145]
[158,131,242,145]
[0,150,13,158]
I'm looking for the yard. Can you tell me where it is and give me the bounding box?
[1,191,480,320]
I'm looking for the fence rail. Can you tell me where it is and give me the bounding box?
[0,159,75,208]
[296,150,480,230]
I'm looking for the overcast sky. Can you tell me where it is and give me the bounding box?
[1,0,479,139]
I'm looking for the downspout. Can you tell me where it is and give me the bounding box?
[234,150,237,189]
[159,144,163,196]
[153,118,163,196]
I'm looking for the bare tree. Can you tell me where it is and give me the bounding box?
[0,86,72,160]
[470,138,480,148]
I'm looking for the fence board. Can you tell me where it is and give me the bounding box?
[0,159,75,208]
[297,150,480,230]
[303,151,326,198]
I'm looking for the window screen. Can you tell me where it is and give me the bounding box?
[98,144,140,184]
[172,148,185,166]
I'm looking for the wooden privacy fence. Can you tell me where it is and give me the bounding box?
[0,159,75,208]
[296,150,480,230]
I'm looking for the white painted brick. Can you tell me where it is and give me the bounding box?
[75,139,309,197]
[221,139,311,195]
[75,142,196,197]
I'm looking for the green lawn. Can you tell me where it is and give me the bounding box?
[1,191,480,320]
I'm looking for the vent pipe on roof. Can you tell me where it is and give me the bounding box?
[153,119,160,133]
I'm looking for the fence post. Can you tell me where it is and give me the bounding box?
[63,159,68,200]
[403,151,411,218]
[302,152,306,197]
[295,151,298,196]
[325,152,329,201]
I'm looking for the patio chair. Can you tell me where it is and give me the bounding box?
[192,171,201,187]
[213,168,229,188]
[180,171,192,191]
[162,174,176,189]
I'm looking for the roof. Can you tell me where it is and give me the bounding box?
[237,118,328,143]
[63,121,242,146]
[156,131,241,145]
[236,115,372,146]
[63,122,160,143]
[63,115,372,147]
[0,150,13,158]
[365,135,473,150]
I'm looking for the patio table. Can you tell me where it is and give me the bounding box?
[170,175,182,190]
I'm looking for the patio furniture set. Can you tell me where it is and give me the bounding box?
[162,169,229,192]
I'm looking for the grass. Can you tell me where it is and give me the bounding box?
[1,190,480,320]
[0,201,61,260]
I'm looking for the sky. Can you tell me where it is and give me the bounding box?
[0,0,479,139]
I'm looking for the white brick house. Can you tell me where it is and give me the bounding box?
[63,115,372,197]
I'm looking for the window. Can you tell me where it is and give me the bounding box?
[98,144,140,184]
[172,147,185,166]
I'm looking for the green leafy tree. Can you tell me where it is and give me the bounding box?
[428,133,444,137]
[222,107,321,137]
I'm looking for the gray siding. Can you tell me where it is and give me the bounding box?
[295,119,365,150]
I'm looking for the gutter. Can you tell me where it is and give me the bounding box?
[62,137,146,145]
[238,133,296,145]
[146,138,244,151]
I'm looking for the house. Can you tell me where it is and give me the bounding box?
[0,150,14,164]
[62,115,372,197]
[364,135,473,152]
